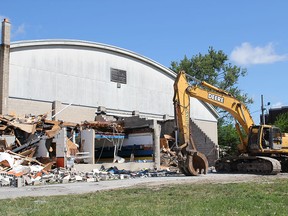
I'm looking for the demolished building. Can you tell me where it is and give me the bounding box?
[0,18,219,176]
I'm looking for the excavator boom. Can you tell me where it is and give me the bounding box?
[174,71,283,175]
[186,78,254,152]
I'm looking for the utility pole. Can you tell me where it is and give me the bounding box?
[261,95,265,125]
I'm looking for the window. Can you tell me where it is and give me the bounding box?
[272,127,282,145]
[248,126,260,150]
[110,68,127,84]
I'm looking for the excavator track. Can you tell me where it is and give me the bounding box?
[215,156,281,175]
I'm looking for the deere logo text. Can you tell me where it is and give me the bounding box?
[208,93,224,103]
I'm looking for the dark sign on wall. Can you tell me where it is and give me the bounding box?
[110,68,127,84]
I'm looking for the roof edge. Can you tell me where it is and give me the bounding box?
[11,39,177,78]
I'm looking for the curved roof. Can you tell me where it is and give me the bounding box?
[10,39,219,119]
[11,39,176,79]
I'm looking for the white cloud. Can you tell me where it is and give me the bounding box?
[230,42,288,66]
[10,23,26,39]
[13,23,26,36]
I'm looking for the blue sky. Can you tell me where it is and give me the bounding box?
[1,0,288,123]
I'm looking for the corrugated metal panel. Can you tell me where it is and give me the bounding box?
[9,40,218,122]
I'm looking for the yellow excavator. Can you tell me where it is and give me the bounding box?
[174,71,288,175]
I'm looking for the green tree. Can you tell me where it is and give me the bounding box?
[170,47,253,111]
[217,119,240,156]
[171,47,253,154]
[274,113,288,133]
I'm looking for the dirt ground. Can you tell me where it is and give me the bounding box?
[1,173,288,200]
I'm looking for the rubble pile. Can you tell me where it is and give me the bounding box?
[0,114,181,188]
[0,164,178,187]
[0,114,63,152]
[0,114,63,169]
[160,134,178,171]
[0,114,77,187]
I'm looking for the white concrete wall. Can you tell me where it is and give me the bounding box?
[9,98,52,118]
[81,129,95,164]
[9,40,217,123]
[54,128,67,158]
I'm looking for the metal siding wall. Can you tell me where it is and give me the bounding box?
[9,43,218,123]
[9,47,175,117]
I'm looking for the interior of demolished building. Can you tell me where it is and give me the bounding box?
[0,112,176,177]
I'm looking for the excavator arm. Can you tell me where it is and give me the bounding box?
[174,71,283,175]
[173,71,209,175]
[184,73,255,152]
[173,71,254,175]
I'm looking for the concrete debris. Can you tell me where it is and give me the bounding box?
[0,114,184,188]
[0,114,65,154]
[82,120,124,133]
[0,163,179,187]
[0,113,124,165]
[160,135,178,171]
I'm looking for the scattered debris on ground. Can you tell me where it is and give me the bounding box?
[0,163,179,187]
[0,113,181,187]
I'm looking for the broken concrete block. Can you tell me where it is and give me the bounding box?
[75,175,83,181]
[33,179,42,186]
[108,174,116,180]
[69,176,76,183]
[86,178,96,182]
[1,177,11,186]
[24,175,32,185]
[100,175,109,181]
[41,174,54,180]
[92,169,100,174]
[32,176,42,186]
[86,172,94,178]
[62,175,70,184]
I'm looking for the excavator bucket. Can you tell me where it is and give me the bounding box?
[178,150,208,176]
[186,151,208,175]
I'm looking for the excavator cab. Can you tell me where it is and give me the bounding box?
[248,125,283,152]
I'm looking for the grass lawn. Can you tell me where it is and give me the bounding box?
[0,178,288,216]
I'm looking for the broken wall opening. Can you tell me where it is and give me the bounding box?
[76,116,160,171]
